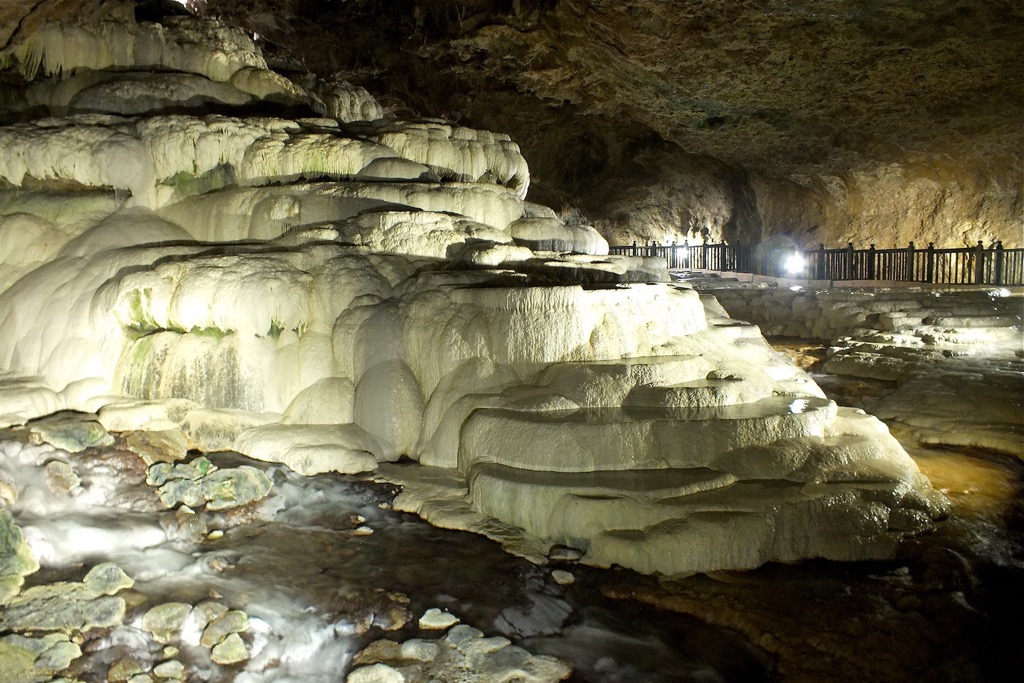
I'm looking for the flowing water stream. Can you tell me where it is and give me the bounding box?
[3,341,1019,682]
[2,434,771,682]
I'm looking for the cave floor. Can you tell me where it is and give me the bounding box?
[624,338,1023,682]
[2,341,1021,682]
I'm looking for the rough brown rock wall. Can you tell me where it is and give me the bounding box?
[3,0,1021,247]
[188,0,1024,248]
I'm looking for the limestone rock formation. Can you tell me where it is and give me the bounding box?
[0,9,948,580]
[185,0,1023,249]
[689,275,1023,458]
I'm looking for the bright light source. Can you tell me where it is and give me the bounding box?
[783,252,806,276]
[788,398,809,414]
[990,288,1011,298]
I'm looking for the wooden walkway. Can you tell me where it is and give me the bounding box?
[609,240,1024,286]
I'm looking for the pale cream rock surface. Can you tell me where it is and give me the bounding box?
[0,11,949,580]
[690,276,1023,459]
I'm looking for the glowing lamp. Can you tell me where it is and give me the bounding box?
[783,252,806,276]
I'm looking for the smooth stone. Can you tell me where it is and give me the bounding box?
[152,659,185,679]
[418,608,459,630]
[199,466,272,510]
[183,601,228,644]
[551,570,575,585]
[201,610,248,648]
[83,562,134,595]
[399,639,439,662]
[346,663,406,683]
[210,632,249,664]
[142,603,192,644]
[125,430,188,465]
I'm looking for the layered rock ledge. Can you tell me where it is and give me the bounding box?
[0,11,948,588]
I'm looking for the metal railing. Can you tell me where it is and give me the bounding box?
[608,240,1024,286]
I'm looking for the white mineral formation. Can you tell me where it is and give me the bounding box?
[692,278,1024,458]
[0,12,947,579]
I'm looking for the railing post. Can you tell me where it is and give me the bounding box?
[846,242,854,280]
[868,244,876,280]
[994,240,1004,285]
[926,243,935,283]
[907,241,915,281]
[975,240,985,283]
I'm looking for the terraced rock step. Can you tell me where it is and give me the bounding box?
[685,275,1023,458]
[468,464,940,576]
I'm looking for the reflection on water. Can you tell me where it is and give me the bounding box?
[2,438,771,682]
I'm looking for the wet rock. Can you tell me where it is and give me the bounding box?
[0,478,17,506]
[181,601,228,644]
[142,603,192,644]
[82,448,150,488]
[1,509,38,600]
[199,466,272,510]
[156,479,204,509]
[82,563,134,595]
[494,594,572,638]
[150,458,270,512]
[0,562,131,632]
[551,570,575,585]
[1,592,128,632]
[0,575,22,604]
[351,640,402,667]
[108,657,146,682]
[418,608,459,630]
[373,598,412,632]
[43,460,79,494]
[354,624,571,682]
[149,458,215,487]
[125,431,188,466]
[209,632,248,665]
[400,639,439,662]
[200,610,248,648]
[0,633,81,683]
[27,413,114,453]
[160,505,208,544]
[547,546,583,562]
[346,663,404,683]
[152,659,185,679]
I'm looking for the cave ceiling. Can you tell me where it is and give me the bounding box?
[1,0,1022,242]
[197,1,1024,202]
